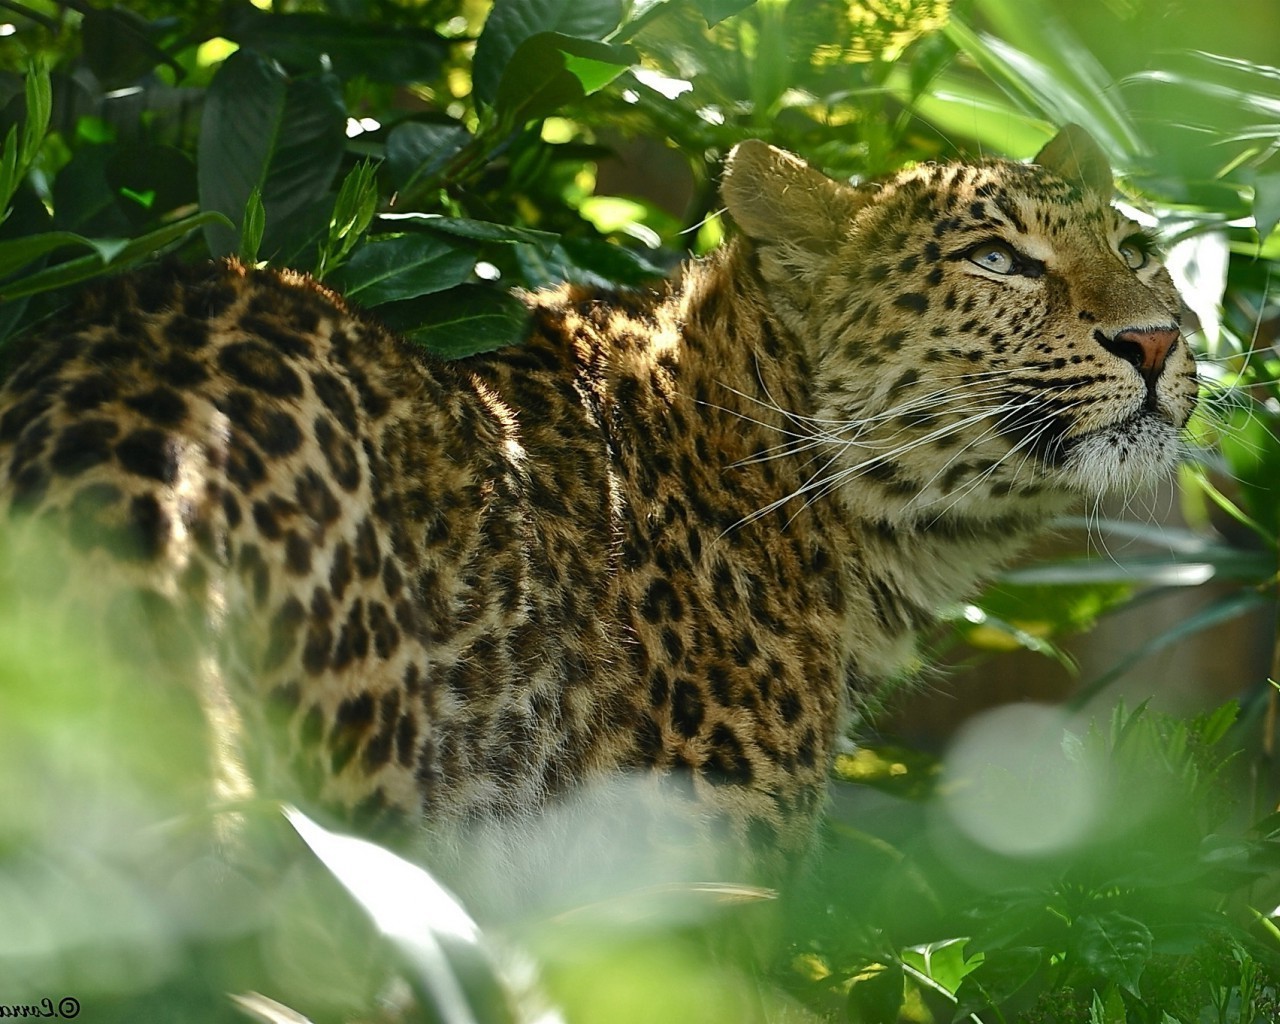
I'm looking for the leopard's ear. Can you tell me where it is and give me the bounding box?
[722,141,867,248]
[1034,124,1113,197]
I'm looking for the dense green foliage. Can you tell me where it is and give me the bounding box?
[0,0,1279,1021]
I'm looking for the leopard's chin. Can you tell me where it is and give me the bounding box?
[1057,413,1185,495]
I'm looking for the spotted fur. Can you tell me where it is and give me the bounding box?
[0,127,1197,879]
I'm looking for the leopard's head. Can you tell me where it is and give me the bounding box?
[721,126,1198,523]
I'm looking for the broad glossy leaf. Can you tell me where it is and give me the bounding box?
[81,8,175,88]
[944,16,1138,162]
[472,0,625,106]
[228,9,447,83]
[331,234,475,306]
[382,285,529,358]
[198,50,345,257]
[954,947,1044,1017]
[381,213,558,250]
[492,33,636,123]
[385,123,471,190]
[1075,912,1152,996]
[901,938,982,996]
[969,0,1141,155]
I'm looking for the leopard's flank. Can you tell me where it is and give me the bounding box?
[0,127,1197,880]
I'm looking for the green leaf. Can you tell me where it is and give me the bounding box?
[385,123,471,191]
[0,231,127,279]
[472,0,625,106]
[239,187,266,266]
[900,938,982,996]
[694,0,757,25]
[954,947,1044,1016]
[0,211,232,301]
[331,234,475,306]
[1089,985,1127,1024]
[228,9,447,83]
[381,213,559,250]
[957,1,1142,157]
[1075,912,1153,996]
[316,160,380,279]
[380,285,529,358]
[492,33,636,123]
[1252,172,1280,242]
[80,8,175,88]
[197,50,346,257]
[285,808,515,1024]
[0,61,52,217]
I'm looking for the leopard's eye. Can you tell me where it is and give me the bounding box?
[967,241,1019,276]
[1118,237,1149,270]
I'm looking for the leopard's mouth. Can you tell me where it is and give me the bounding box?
[1055,411,1186,493]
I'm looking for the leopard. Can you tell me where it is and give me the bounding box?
[0,125,1198,894]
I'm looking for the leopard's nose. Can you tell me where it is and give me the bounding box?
[1096,327,1180,386]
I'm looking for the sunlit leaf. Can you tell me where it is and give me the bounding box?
[901,938,982,996]
[286,808,513,1024]
[472,0,625,105]
[492,34,636,123]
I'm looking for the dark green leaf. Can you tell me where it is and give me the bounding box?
[954,947,1044,1017]
[386,123,471,191]
[380,285,529,358]
[390,214,558,250]
[845,961,903,1024]
[0,211,232,300]
[1075,912,1153,996]
[472,0,625,106]
[559,236,667,285]
[197,50,346,257]
[80,8,176,88]
[0,231,120,279]
[106,144,197,223]
[492,33,636,123]
[694,0,757,26]
[228,9,447,82]
[331,234,475,306]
